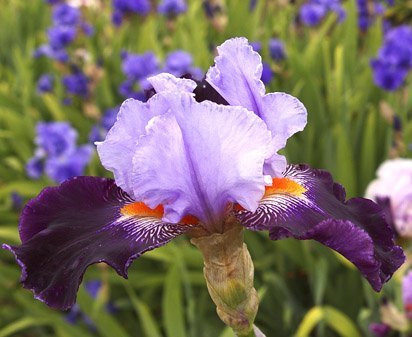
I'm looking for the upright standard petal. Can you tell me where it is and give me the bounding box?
[206,38,307,175]
[96,98,156,197]
[2,177,192,310]
[237,164,404,291]
[132,92,273,230]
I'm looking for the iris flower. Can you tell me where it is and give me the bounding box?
[3,38,404,311]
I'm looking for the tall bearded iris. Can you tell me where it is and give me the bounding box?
[3,38,404,335]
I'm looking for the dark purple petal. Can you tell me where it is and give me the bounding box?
[237,164,405,291]
[2,176,192,309]
[193,78,229,105]
[369,323,391,337]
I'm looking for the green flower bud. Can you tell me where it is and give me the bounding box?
[191,224,259,336]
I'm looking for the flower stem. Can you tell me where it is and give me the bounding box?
[191,222,259,336]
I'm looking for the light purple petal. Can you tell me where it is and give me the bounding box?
[96,98,155,197]
[403,271,412,318]
[147,73,197,93]
[237,164,404,291]
[261,93,307,150]
[131,92,273,230]
[206,38,307,176]
[207,37,265,115]
[2,176,193,310]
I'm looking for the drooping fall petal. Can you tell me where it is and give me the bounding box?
[3,176,193,309]
[237,164,404,291]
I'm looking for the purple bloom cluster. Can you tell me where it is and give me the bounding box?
[35,3,93,100]
[111,0,151,26]
[250,42,273,85]
[370,25,412,91]
[250,38,286,85]
[158,0,187,16]
[36,74,54,94]
[268,38,286,62]
[299,0,345,26]
[356,0,387,31]
[11,192,23,212]
[26,122,93,183]
[249,0,257,11]
[62,71,90,97]
[119,50,202,100]
[66,280,116,330]
[35,3,93,62]
[89,106,120,143]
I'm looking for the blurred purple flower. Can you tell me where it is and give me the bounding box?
[52,4,80,26]
[33,44,69,62]
[45,145,93,183]
[45,0,63,4]
[370,25,412,91]
[164,50,195,77]
[202,0,223,18]
[88,125,105,144]
[119,79,146,100]
[111,11,123,26]
[356,0,391,32]
[164,50,203,80]
[370,60,408,91]
[250,41,262,53]
[369,322,391,337]
[47,25,77,49]
[62,72,89,96]
[81,22,94,36]
[102,107,119,130]
[261,62,273,84]
[122,52,159,81]
[382,26,412,68]
[26,122,92,183]
[26,154,45,179]
[65,280,115,330]
[268,38,286,62]
[112,0,151,25]
[250,0,257,11]
[89,107,120,143]
[300,3,326,26]
[37,74,54,94]
[36,122,77,157]
[158,0,187,16]
[11,192,24,212]
[300,0,345,26]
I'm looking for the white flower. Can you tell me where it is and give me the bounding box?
[366,158,412,237]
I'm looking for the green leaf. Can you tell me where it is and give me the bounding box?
[123,281,163,337]
[0,317,48,337]
[163,263,187,337]
[77,287,131,337]
[333,125,357,197]
[219,326,235,337]
[0,227,19,242]
[295,306,361,337]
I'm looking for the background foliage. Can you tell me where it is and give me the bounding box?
[0,0,411,336]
